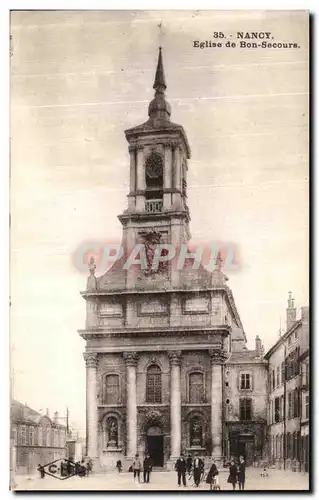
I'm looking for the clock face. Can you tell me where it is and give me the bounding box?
[146,152,163,178]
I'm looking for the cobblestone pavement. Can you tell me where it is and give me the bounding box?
[12,467,309,492]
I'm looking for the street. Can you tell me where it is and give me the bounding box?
[12,467,309,491]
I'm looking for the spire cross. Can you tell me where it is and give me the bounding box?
[157,21,163,48]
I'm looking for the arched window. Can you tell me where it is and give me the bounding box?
[104,374,120,405]
[106,416,118,447]
[145,152,163,189]
[189,372,204,403]
[146,365,162,403]
[190,416,203,447]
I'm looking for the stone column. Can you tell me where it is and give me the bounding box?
[168,351,182,460]
[172,144,182,209]
[123,352,138,457]
[84,352,98,459]
[128,145,136,211]
[209,346,226,460]
[163,143,172,210]
[136,145,145,211]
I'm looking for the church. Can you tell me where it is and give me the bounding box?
[79,48,268,471]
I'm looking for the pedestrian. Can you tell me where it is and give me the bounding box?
[38,464,45,479]
[132,454,142,483]
[175,454,187,487]
[143,454,154,483]
[238,456,246,491]
[116,460,122,473]
[227,459,238,490]
[186,454,193,476]
[75,461,80,476]
[193,454,203,487]
[79,460,86,478]
[206,459,219,491]
[86,460,92,476]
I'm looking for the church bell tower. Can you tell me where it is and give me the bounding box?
[118,48,192,285]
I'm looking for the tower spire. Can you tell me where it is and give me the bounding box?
[148,47,171,122]
[153,47,166,93]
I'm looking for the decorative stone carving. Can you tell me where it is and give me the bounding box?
[190,417,203,447]
[123,351,138,366]
[83,352,98,368]
[128,145,136,153]
[168,350,182,366]
[143,230,163,275]
[209,345,227,364]
[87,257,97,291]
[107,416,118,447]
[138,406,170,434]
[145,410,162,423]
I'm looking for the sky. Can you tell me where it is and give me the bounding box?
[10,10,308,433]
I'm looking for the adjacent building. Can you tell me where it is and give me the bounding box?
[10,400,67,475]
[79,48,268,471]
[225,335,268,465]
[299,346,309,472]
[264,294,309,471]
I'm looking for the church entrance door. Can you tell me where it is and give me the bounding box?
[146,426,164,467]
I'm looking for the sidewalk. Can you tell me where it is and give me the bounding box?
[12,467,310,491]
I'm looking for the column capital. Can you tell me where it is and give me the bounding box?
[128,145,136,153]
[168,350,182,366]
[136,144,144,151]
[83,352,98,368]
[123,351,138,366]
[169,140,180,149]
[209,345,227,364]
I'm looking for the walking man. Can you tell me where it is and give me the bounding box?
[238,456,246,491]
[186,454,193,476]
[193,454,203,487]
[143,454,154,483]
[175,454,187,487]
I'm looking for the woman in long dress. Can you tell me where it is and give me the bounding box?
[206,460,219,490]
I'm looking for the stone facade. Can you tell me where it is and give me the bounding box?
[10,400,67,475]
[79,48,268,471]
[264,297,309,471]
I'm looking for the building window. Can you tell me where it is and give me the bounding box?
[240,398,252,421]
[145,152,163,188]
[272,369,275,390]
[280,395,284,421]
[240,373,251,390]
[293,388,299,417]
[274,397,280,423]
[288,336,292,347]
[11,426,17,445]
[276,366,280,387]
[281,361,285,384]
[288,392,293,419]
[305,363,309,386]
[29,426,35,446]
[20,425,26,445]
[38,427,43,446]
[189,372,204,404]
[305,395,309,420]
[46,427,51,447]
[190,417,203,447]
[146,365,162,403]
[104,374,120,405]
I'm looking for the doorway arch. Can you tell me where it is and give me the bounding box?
[145,425,164,467]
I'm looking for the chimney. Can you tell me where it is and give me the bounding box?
[54,411,59,423]
[286,291,297,331]
[255,335,263,355]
